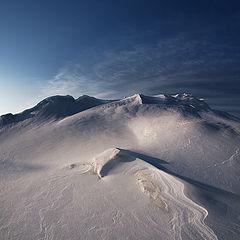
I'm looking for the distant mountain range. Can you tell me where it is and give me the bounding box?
[1,93,238,128]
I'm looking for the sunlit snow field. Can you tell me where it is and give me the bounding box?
[1,93,240,240]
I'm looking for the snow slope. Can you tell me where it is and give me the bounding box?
[0,95,111,127]
[0,93,240,239]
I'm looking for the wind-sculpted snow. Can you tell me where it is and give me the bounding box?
[148,169,217,240]
[136,169,168,210]
[1,93,240,239]
[63,162,92,173]
[92,148,135,178]
[92,148,217,239]
[92,148,122,178]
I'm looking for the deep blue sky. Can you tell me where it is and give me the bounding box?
[0,0,240,116]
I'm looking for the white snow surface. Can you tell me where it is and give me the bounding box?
[1,93,240,240]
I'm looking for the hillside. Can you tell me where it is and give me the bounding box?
[0,93,240,240]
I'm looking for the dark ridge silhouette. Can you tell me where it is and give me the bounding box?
[1,93,239,129]
[0,95,113,127]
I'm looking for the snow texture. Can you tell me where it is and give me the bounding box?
[0,93,240,240]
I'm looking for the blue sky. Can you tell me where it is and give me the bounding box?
[0,0,240,116]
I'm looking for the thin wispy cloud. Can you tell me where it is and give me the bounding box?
[40,35,240,115]
[40,64,96,98]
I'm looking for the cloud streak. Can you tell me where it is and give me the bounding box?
[41,35,240,115]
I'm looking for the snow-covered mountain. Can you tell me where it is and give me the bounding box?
[0,93,240,240]
[0,95,111,127]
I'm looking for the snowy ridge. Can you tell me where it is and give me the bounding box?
[1,92,238,129]
[101,93,211,113]
[92,147,218,239]
[92,148,123,178]
[0,94,112,127]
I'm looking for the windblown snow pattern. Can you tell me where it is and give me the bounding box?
[1,93,240,240]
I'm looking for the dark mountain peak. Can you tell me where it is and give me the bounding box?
[0,94,108,127]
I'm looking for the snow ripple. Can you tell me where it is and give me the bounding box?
[63,163,92,174]
[137,168,218,240]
